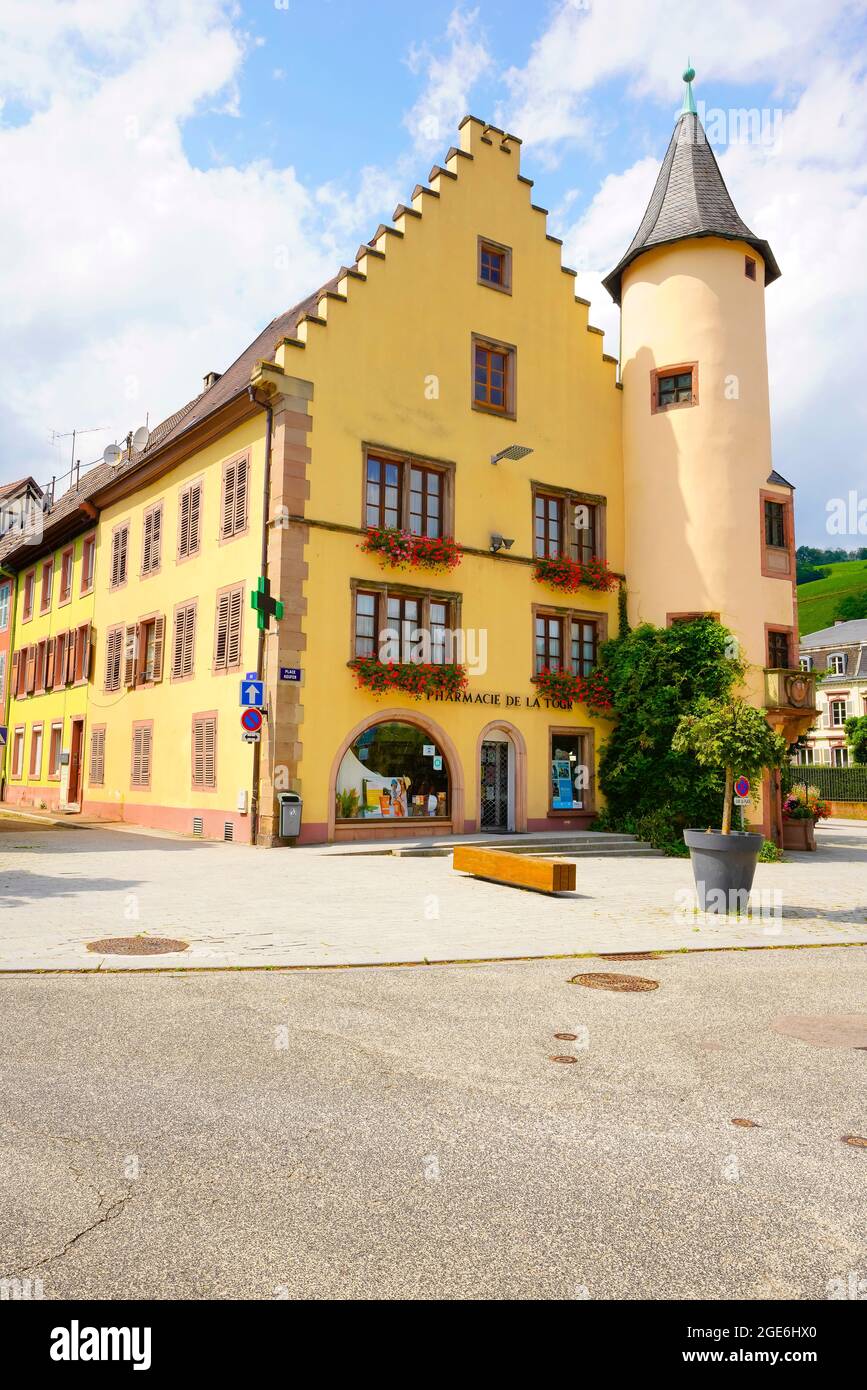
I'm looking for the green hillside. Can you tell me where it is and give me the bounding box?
[798,560,867,635]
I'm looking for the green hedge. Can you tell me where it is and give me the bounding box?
[783,766,867,802]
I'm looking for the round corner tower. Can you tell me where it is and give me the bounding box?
[603,67,797,711]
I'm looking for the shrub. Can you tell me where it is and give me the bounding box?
[597,617,744,836]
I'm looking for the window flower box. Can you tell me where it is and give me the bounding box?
[533,555,616,593]
[360,527,462,572]
[349,657,467,700]
[533,666,614,715]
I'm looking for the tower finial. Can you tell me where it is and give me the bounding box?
[681,59,697,116]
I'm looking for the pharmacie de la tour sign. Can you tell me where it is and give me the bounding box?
[429,690,576,712]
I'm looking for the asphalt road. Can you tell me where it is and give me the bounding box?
[1,947,866,1300]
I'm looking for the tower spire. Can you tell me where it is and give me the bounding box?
[681,60,697,116]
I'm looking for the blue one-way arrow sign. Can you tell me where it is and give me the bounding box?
[240,679,264,707]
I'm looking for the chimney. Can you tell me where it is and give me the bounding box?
[203,371,222,391]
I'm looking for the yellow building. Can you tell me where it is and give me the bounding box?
[0,74,812,845]
[2,492,97,811]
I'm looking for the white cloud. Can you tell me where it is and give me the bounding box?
[0,2,498,489]
[502,0,863,151]
[552,43,867,543]
[403,7,493,153]
[0,3,384,485]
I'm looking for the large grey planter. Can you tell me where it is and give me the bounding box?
[683,829,764,914]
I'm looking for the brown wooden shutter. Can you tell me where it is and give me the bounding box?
[203,717,216,788]
[213,592,230,669]
[189,482,202,552]
[25,645,36,694]
[221,464,236,539]
[178,489,190,558]
[52,634,64,690]
[123,624,138,687]
[234,457,248,533]
[45,640,54,690]
[110,531,120,587]
[131,727,142,785]
[119,525,128,584]
[151,506,162,569]
[10,650,19,697]
[183,604,195,675]
[80,623,92,681]
[172,608,185,678]
[192,718,204,788]
[152,615,165,682]
[142,510,153,573]
[141,727,152,786]
[89,728,105,785]
[65,630,76,684]
[226,586,243,668]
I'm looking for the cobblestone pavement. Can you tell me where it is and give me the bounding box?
[1,817,865,970]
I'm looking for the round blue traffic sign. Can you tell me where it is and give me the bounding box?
[241,707,263,733]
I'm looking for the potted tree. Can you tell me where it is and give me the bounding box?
[672,697,788,913]
[781,783,827,851]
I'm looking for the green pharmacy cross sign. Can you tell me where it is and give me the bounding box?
[251,576,284,632]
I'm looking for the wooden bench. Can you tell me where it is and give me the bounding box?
[453,845,576,894]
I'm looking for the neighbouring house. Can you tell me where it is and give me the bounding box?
[795,620,867,766]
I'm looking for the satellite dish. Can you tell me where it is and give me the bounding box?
[103,444,121,466]
[132,425,150,451]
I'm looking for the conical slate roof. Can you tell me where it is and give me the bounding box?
[602,108,780,304]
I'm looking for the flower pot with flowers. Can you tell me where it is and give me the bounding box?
[349,656,467,700]
[533,666,614,716]
[532,554,617,594]
[672,697,788,913]
[781,783,828,851]
[360,527,462,573]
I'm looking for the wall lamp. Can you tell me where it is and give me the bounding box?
[490,534,515,553]
[491,444,534,465]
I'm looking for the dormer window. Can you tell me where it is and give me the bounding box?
[828,653,847,676]
[478,238,511,292]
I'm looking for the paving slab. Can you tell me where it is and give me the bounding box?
[1,817,865,970]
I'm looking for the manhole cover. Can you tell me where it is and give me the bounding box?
[549,1055,578,1064]
[842,1135,867,1149]
[598,952,660,961]
[87,937,189,956]
[570,972,659,993]
[771,1015,867,1049]
[554,1032,578,1041]
[731,1118,760,1128]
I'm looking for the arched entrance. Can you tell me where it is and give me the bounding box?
[475,721,527,834]
[327,708,465,842]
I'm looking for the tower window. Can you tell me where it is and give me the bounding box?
[651,364,697,413]
[745,256,757,281]
[764,500,787,549]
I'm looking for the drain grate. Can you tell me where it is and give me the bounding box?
[842,1135,867,1149]
[570,972,659,993]
[549,1055,578,1064]
[87,937,189,956]
[731,1118,760,1128]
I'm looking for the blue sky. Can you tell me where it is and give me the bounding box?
[2,0,866,546]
